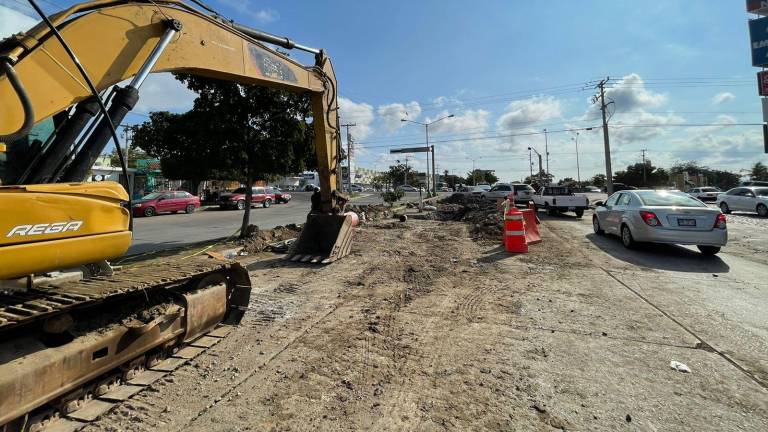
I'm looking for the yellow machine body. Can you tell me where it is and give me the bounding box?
[0,182,131,279]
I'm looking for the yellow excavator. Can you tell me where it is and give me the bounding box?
[0,1,354,430]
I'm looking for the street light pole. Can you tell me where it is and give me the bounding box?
[401,114,454,196]
[572,132,581,188]
[528,147,543,187]
[543,128,549,180]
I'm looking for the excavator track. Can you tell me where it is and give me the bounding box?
[0,255,252,432]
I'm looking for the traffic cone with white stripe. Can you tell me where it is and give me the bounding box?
[504,206,528,253]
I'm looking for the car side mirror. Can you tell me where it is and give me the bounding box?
[594,200,605,207]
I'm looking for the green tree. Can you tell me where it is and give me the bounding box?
[558,177,576,187]
[751,162,768,181]
[133,75,316,237]
[108,146,148,169]
[589,174,606,189]
[613,160,669,187]
[387,163,420,187]
[524,170,554,190]
[669,161,740,191]
[466,169,498,185]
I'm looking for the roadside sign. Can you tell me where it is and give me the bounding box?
[759,71,768,95]
[750,17,768,67]
[389,147,430,154]
[748,0,768,15]
[762,97,768,122]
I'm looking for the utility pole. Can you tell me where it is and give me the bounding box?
[593,77,614,194]
[528,148,533,180]
[340,123,356,193]
[641,149,647,186]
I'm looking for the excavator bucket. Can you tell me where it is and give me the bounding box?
[287,214,355,264]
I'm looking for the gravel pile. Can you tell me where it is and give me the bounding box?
[238,224,303,254]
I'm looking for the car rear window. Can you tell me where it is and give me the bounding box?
[636,191,706,207]
[700,187,718,192]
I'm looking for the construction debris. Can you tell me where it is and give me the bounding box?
[428,195,503,242]
[238,224,303,254]
[346,204,392,223]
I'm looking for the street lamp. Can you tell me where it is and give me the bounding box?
[401,114,454,195]
[571,132,581,189]
[527,147,543,186]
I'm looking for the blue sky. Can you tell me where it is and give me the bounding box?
[2,0,767,182]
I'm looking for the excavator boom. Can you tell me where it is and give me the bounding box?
[0,1,352,429]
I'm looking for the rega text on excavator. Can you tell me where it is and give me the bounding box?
[0,1,353,430]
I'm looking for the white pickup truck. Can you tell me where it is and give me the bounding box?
[532,186,590,217]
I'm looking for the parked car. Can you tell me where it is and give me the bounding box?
[349,184,364,193]
[133,191,200,217]
[687,187,722,202]
[604,183,637,192]
[219,186,275,210]
[580,186,601,193]
[475,184,492,193]
[532,186,590,217]
[716,186,768,217]
[593,190,727,255]
[268,187,292,204]
[481,183,535,204]
[397,185,419,192]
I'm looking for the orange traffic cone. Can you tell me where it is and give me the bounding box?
[504,206,528,253]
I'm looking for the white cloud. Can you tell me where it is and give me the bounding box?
[611,111,685,145]
[217,0,279,23]
[338,97,374,140]
[377,101,421,133]
[712,92,735,105]
[0,5,37,39]
[133,73,197,113]
[427,109,490,134]
[588,74,666,117]
[496,96,562,130]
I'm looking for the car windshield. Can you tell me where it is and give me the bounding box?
[232,187,248,194]
[636,191,706,207]
[756,188,768,197]
[142,192,163,200]
[701,187,719,192]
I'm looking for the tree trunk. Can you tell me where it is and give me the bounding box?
[240,172,253,239]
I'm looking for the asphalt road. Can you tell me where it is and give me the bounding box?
[127,191,441,255]
[540,208,768,388]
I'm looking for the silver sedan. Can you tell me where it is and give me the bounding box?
[592,190,727,255]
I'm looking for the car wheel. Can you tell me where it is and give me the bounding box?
[236,200,246,210]
[697,245,721,256]
[143,207,155,217]
[575,209,584,218]
[481,195,486,200]
[757,204,768,217]
[620,225,636,249]
[263,199,272,208]
[719,202,731,214]
[185,204,196,214]
[593,216,604,235]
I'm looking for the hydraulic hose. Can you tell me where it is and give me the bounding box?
[0,57,35,143]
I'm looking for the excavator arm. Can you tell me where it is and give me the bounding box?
[0,0,351,279]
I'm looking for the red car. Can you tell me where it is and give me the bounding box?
[218,186,276,210]
[268,187,292,204]
[133,191,200,217]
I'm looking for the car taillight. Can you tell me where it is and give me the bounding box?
[639,211,662,227]
[714,213,727,229]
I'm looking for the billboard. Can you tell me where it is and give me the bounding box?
[748,0,768,15]
[759,71,768,95]
[749,16,768,66]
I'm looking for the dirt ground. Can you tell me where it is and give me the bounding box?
[84,213,768,432]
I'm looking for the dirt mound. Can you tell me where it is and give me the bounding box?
[347,204,392,223]
[432,199,503,241]
[238,224,303,254]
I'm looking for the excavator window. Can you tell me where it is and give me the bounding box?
[0,118,56,185]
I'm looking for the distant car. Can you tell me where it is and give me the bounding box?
[532,186,589,217]
[304,184,319,192]
[268,187,292,204]
[349,184,364,192]
[716,187,768,217]
[593,190,727,255]
[397,185,419,192]
[740,181,768,187]
[475,184,491,192]
[133,191,200,217]
[583,186,601,193]
[219,186,275,210]
[469,186,486,197]
[604,183,637,192]
[687,187,722,202]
